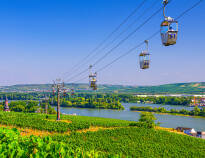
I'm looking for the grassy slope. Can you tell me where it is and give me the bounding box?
[1,82,205,94]
[1,126,205,157]
[0,112,134,132]
[0,112,205,157]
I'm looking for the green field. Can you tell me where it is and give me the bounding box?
[0,111,205,157]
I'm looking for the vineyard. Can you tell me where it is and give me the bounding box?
[0,112,204,157]
[1,126,205,157]
[52,128,205,157]
[0,127,101,157]
[0,112,134,132]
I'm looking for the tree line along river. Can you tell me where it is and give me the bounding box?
[55,103,205,131]
[2,100,205,131]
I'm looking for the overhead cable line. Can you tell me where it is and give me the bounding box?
[175,0,203,20]
[64,0,159,80]
[72,0,203,83]
[70,32,159,83]
[96,0,204,73]
[64,1,171,83]
[91,4,164,67]
[61,0,147,79]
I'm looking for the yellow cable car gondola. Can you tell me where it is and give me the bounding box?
[160,0,178,46]
[89,65,97,90]
[139,40,150,70]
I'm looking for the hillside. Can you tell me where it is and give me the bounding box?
[0,82,205,94]
[0,112,205,157]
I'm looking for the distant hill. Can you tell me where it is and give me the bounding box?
[0,82,205,94]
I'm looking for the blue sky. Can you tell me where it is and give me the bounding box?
[0,0,204,86]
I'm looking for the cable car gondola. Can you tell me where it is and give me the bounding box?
[62,82,67,97]
[160,0,178,46]
[70,83,75,95]
[71,88,75,96]
[89,65,97,90]
[139,40,150,70]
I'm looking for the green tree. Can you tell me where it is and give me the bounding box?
[193,106,201,116]
[139,112,156,128]
[0,105,4,111]
[11,104,25,112]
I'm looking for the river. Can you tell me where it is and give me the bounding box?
[3,100,205,131]
[56,103,205,131]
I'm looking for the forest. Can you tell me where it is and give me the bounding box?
[0,100,56,114]
[118,94,192,105]
[50,95,124,110]
[0,92,196,106]
[0,93,124,110]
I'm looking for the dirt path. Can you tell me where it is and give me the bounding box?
[0,123,130,137]
[155,126,185,135]
[0,124,57,137]
[0,122,185,137]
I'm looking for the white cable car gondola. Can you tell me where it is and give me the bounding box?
[89,65,97,90]
[160,0,178,46]
[139,40,150,70]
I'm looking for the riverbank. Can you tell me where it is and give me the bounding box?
[57,103,205,131]
[132,110,205,118]
[58,105,125,110]
[130,106,205,118]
